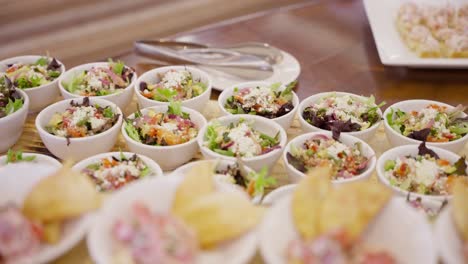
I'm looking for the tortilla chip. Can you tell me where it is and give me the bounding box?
[172,161,216,217]
[177,192,263,249]
[452,177,468,242]
[42,221,62,244]
[291,165,333,240]
[319,181,392,242]
[22,161,101,222]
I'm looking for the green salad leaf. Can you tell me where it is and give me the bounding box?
[250,166,276,196]
[167,101,189,119]
[35,57,48,66]
[103,107,114,118]
[205,123,220,150]
[5,149,36,164]
[154,87,178,102]
[279,81,297,101]
[64,72,86,93]
[140,166,152,177]
[108,58,125,75]
[5,98,23,115]
[124,121,141,142]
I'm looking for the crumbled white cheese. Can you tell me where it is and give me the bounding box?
[414,159,439,186]
[161,70,189,89]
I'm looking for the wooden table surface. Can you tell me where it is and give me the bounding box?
[13,0,467,263]
[120,0,468,107]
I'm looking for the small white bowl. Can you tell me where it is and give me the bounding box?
[383,99,468,153]
[122,105,207,171]
[87,176,258,264]
[377,144,466,201]
[35,97,123,161]
[297,92,383,141]
[261,184,296,206]
[134,66,212,112]
[171,159,263,204]
[260,195,437,264]
[0,55,65,112]
[0,89,29,152]
[283,131,376,183]
[58,62,137,111]
[197,114,287,171]
[0,157,93,264]
[72,152,163,189]
[218,81,299,130]
[0,152,61,168]
[435,206,466,264]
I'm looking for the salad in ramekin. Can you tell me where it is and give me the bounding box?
[122,102,207,170]
[299,92,384,140]
[124,102,198,146]
[172,160,276,204]
[59,60,137,110]
[283,131,376,183]
[0,76,29,152]
[46,97,120,139]
[377,142,467,200]
[73,152,163,192]
[198,115,287,171]
[219,81,299,129]
[35,97,123,161]
[384,100,468,153]
[204,118,281,158]
[135,66,212,112]
[0,55,65,112]
[2,56,62,89]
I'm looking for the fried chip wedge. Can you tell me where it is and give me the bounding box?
[319,181,392,242]
[177,192,263,249]
[22,161,101,222]
[291,165,333,240]
[452,177,468,242]
[172,161,217,217]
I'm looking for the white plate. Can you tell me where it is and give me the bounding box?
[260,195,437,264]
[88,176,258,264]
[0,158,92,264]
[363,0,468,68]
[197,50,301,91]
[434,206,466,264]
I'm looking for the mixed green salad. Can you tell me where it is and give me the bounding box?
[224,82,296,118]
[383,143,467,195]
[80,153,152,192]
[302,93,384,133]
[63,59,134,96]
[46,97,120,141]
[139,69,206,102]
[387,104,468,142]
[3,57,62,89]
[215,164,276,197]
[204,119,281,158]
[286,134,370,180]
[124,102,198,146]
[0,76,23,118]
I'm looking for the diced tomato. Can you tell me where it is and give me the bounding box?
[427,136,449,143]
[246,180,255,196]
[394,163,409,178]
[30,222,44,240]
[436,159,450,166]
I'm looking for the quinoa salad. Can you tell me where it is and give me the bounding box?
[46,98,120,139]
[383,143,467,195]
[80,153,153,192]
[286,134,370,180]
[224,82,296,118]
[63,59,135,96]
[124,102,198,146]
[2,57,62,89]
[387,104,468,142]
[139,69,207,102]
[204,119,281,158]
[302,93,384,133]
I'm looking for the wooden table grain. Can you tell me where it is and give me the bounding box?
[120,0,468,106]
[10,0,468,263]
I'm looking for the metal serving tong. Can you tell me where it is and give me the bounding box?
[134,40,283,80]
